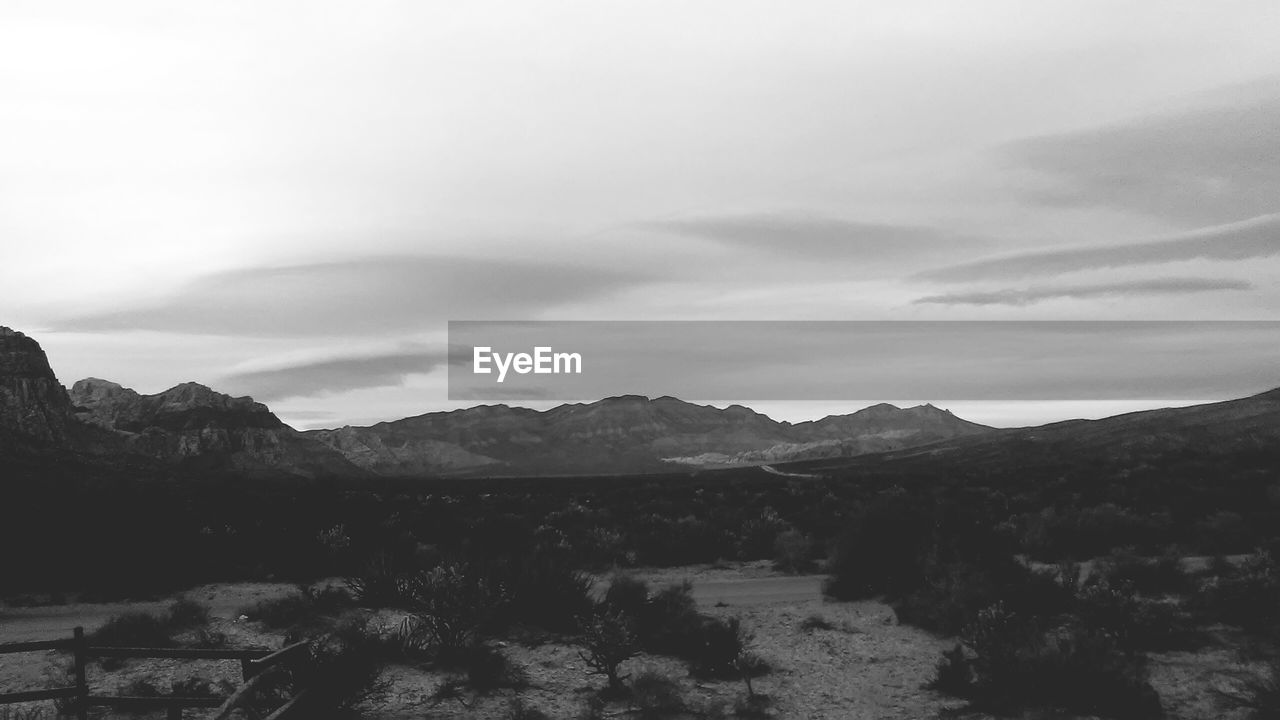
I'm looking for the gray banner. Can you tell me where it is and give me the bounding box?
[448,321,1280,402]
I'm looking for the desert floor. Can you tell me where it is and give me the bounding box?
[0,561,1263,719]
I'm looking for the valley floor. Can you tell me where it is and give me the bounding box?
[0,562,1265,719]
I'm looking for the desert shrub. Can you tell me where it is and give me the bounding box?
[936,603,1162,719]
[576,695,608,720]
[603,574,651,618]
[189,627,229,649]
[631,669,687,718]
[91,611,175,647]
[685,615,770,696]
[398,563,506,655]
[1095,549,1190,595]
[346,552,406,607]
[241,591,318,630]
[504,699,553,720]
[799,614,835,632]
[637,581,702,655]
[289,612,389,717]
[892,555,1074,635]
[1192,551,1280,633]
[577,610,640,693]
[733,693,775,718]
[167,597,211,630]
[823,493,931,600]
[499,552,595,632]
[930,644,972,695]
[240,584,352,633]
[445,644,528,692]
[772,529,815,574]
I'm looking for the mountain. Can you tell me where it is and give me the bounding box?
[67,377,364,479]
[305,395,993,476]
[778,387,1280,493]
[0,327,75,445]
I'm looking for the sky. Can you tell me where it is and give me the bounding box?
[2,1,1279,429]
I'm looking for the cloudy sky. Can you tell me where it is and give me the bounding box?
[3,1,1279,428]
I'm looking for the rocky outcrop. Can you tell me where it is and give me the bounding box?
[0,327,74,444]
[68,378,363,479]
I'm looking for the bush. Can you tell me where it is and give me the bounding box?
[440,644,527,692]
[935,603,1163,719]
[1095,550,1190,595]
[603,574,650,618]
[504,698,553,720]
[167,597,211,630]
[773,529,815,574]
[240,585,351,633]
[631,669,687,718]
[799,614,835,632]
[290,612,389,717]
[91,611,175,648]
[397,563,506,655]
[637,581,702,656]
[500,552,595,632]
[346,552,405,607]
[1192,551,1280,633]
[577,610,640,693]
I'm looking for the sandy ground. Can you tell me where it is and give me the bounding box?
[0,562,1268,719]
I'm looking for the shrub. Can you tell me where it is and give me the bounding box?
[501,552,595,632]
[91,611,175,648]
[577,610,640,693]
[1192,551,1280,633]
[772,529,815,574]
[1095,550,1190,595]
[603,574,651,618]
[504,699,553,720]
[167,597,211,630]
[397,563,506,655]
[241,592,317,630]
[638,581,702,655]
[290,612,389,717]
[688,615,770,698]
[346,552,405,607]
[442,644,527,692]
[936,603,1163,719]
[799,614,835,632]
[631,669,687,718]
[930,644,971,695]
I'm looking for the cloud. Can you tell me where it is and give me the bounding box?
[916,214,1280,282]
[1004,79,1280,224]
[56,255,646,337]
[639,213,973,259]
[219,349,446,401]
[914,277,1252,306]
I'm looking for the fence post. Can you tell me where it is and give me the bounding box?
[241,657,256,681]
[72,626,88,720]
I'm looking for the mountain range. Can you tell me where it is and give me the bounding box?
[0,326,991,479]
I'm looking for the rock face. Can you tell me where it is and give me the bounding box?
[0,327,74,444]
[306,395,994,477]
[67,377,363,479]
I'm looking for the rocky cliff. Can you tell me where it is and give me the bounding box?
[0,327,74,444]
[68,377,363,478]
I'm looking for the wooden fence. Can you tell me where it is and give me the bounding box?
[0,627,311,719]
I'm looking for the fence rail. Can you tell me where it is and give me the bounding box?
[0,627,311,720]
